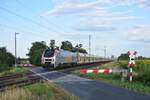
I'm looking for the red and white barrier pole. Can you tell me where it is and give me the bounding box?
[80,69,112,74]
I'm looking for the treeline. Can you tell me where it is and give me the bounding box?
[118,53,150,60]
[27,40,88,66]
[0,47,15,71]
[61,41,87,54]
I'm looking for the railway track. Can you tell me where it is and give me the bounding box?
[0,61,111,91]
[0,71,42,91]
[0,71,34,81]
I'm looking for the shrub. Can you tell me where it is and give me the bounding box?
[0,64,10,72]
[118,60,128,69]
[135,68,150,85]
[118,60,150,85]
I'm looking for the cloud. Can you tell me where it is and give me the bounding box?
[138,0,150,8]
[44,0,130,16]
[104,16,137,21]
[44,0,105,16]
[42,0,141,32]
[124,25,150,42]
[74,25,115,32]
[72,13,136,32]
[73,18,115,32]
[108,0,150,8]
[46,0,150,16]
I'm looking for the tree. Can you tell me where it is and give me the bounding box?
[60,41,87,54]
[74,44,87,54]
[74,44,86,54]
[0,47,15,71]
[118,53,129,61]
[61,41,73,52]
[50,40,55,49]
[78,48,87,54]
[27,41,47,66]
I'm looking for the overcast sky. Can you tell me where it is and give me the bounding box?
[0,0,150,58]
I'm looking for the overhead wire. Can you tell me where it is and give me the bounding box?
[0,23,49,40]
[15,0,72,36]
[0,6,61,35]
[0,16,51,39]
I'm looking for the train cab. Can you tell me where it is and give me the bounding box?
[41,48,55,68]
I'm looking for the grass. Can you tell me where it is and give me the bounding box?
[0,67,28,77]
[72,61,150,95]
[0,81,79,100]
[77,73,150,94]
[0,67,79,100]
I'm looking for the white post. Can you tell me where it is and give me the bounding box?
[129,68,132,82]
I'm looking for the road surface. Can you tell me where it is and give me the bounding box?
[30,67,150,100]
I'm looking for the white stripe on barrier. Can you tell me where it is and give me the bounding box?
[109,69,112,73]
[80,69,112,73]
[98,69,104,73]
[87,70,94,73]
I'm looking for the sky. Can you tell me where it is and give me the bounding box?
[0,0,150,58]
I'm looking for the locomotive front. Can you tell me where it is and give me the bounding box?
[41,48,55,68]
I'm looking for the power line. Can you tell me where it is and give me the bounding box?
[0,16,51,38]
[0,23,49,40]
[0,6,57,34]
[15,0,72,35]
[0,13,58,39]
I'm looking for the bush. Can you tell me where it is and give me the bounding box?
[118,60,128,69]
[135,61,150,85]
[135,68,150,85]
[118,60,150,85]
[0,64,10,72]
[0,47,15,71]
[134,61,148,72]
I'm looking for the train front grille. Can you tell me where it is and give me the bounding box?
[45,59,52,62]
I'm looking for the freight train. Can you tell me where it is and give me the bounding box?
[41,47,108,69]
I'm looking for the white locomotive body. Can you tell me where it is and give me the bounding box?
[41,48,107,69]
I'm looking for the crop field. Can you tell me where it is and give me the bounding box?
[118,60,150,69]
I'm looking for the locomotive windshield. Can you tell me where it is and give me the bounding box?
[44,48,54,57]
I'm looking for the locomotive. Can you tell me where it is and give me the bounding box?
[41,47,106,69]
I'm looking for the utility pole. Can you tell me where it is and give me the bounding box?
[15,32,19,67]
[89,35,91,62]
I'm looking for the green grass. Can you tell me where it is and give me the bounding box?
[25,82,53,99]
[72,61,150,95]
[0,81,79,100]
[77,73,150,94]
[0,67,28,77]
[25,82,79,100]
[118,60,150,85]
